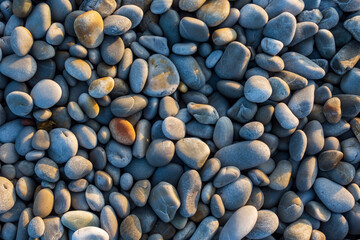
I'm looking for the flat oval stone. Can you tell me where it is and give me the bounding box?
[116,5,143,29]
[31,79,62,108]
[65,57,92,81]
[65,156,93,180]
[0,177,16,214]
[146,138,175,167]
[289,130,307,161]
[261,37,284,56]
[176,138,210,169]
[33,188,54,218]
[288,84,315,119]
[35,158,60,183]
[284,219,312,240]
[330,41,360,75]
[187,102,219,124]
[104,15,132,36]
[215,41,250,80]
[275,102,299,130]
[215,140,270,170]
[130,180,151,207]
[178,170,202,217]
[239,4,268,29]
[179,17,209,42]
[89,77,114,98]
[179,0,206,12]
[0,54,37,82]
[244,76,272,103]
[296,156,318,192]
[263,12,296,46]
[282,52,325,79]
[170,54,205,90]
[109,118,135,145]
[12,0,32,18]
[268,160,292,190]
[10,26,33,57]
[305,201,331,222]
[48,128,78,164]
[73,226,110,240]
[246,210,279,239]
[129,58,148,94]
[304,120,324,155]
[74,10,104,48]
[314,178,355,213]
[162,116,185,140]
[150,0,172,14]
[25,3,51,39]
[120,214,142,240]
[109,192,130,218]
[106,140,132,168]
[265,0,304,18]
[196,0,230,27]
[6,91,33,117]
[220,205,258,239]
[71,124,97,149]
[61,210,100,231]
[217,175,253,210]
[85,184,105,212]
[277,191,304,223]
[143,54,180,97]
[213,166,240,188]
[139,36,169,56]
[111,94,148,117]
[149,182,181,223]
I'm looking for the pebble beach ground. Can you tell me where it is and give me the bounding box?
[0,0,360,239]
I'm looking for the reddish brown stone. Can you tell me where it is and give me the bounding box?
[109,118,136,145]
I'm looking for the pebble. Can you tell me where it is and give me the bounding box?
[284,219,312,240]
[85,184,105,212]
[215,140,270,170]
[179,17,209,42]
[275,102,299,130]
[89,77,115,98]
[31,79,62,108]
[190,216,218,240]
[33,188,54,218]
[6,91,33,117]
[65,57,92,81]
[35,157,60,183]
[263,12,296,46]
[239,4,268,29]
[149,181,181,223]
[116,5,143,29]
[255,53,285,72]
[25,3,51,39]
[129,58,148,93]
[109,118,135,145]
[288,84,315,119]
[246,210,279,239]
[74,10,104,48]
[65,156,93,180]
[219,205,258,239]
[178,170,202,217]
[72,124,97,149]
[187,102,219,124]
[0,177,16,214]
[73,226,110,240]
[104,15,132,36]
[320,213,349,240]
[11,26,33,57]
[282,52,325,79]
[61,210,100,231]
[277,191,304,223]
[111,94,148,117]
[179,0,206,12]
[150,0,172,15]
[213,166,240,188]
[269,160,292,190]
[176,138,210,169]
[244,75,272,103]
[0,54,37,82]
[28,216,45,238]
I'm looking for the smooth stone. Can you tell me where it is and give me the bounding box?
[27,216,45,238]
[175,137,210,169]
[65,57,92,81]
[0,119,24,143]
[151,163,184,186]
[187,102,219,124]
[0,54,37,82]
[282,52,325,79]
[172,42,197,56]
[320,213,349,240]
[129,58,148,93]
[31,79,62,108]
[305,201,331,222]
[146,138,175,167]
[215,140,270,170]
[119,214,142,240]
[261,37,284,55]
[263,12,297,46]
[340,68,360,95]
[109,192,130,218]
[289,130,307,161]
[109,118,135,145]
[213,116,233,148]
[314,178,355,213]
[85,184,105,212]
[274,70,308,90]
[33,188,54,218]
[74,10,104,48]
[213,166,240,188]
[78,93,100,118]
[47,128,78,163]
[116,5,143,29]
[73,227,110,240]
[79,0,116,18]
[296,156,318,192]
[265,0,304,18]
[0,177,16,214]
[139,35,169,56]
[178,170,202,217]
[288,84,315,119]
[111,94,148,117]
[275,102,299,130]
[30,40,55,60]
[268,160,292,190]
[130,180,151,207]
[244,75,272,103]
[12,0,32,18]
[149,182,181,223]
[278,191,304,223]
[150,0,172,14]
[10,26,33,57]
[6,91,33,117]
[239,4,268,29]
[196,0,230,27]
[290,22,319,46]
[46,22,66,46]
[61,210,100,231]
[65,156,93,180]
[217,175,252,210]
[255,53,284,72]
[268,78,288,101]
[104,15,131,36]
[162,117,185,140]
[42,216,65,240]
[330,41,360,75]
[239,121,264,140]
[215,41,250,80]
[169,54,205,90]
[315,29,336,59]
[179,17,209,42]
[105,140,132,168]
[89,77,114,98]
[179,0,206,12]
[100,205,119,239]
[303,120,324,155]
[25,3,51,39]
[246,210,279,239]
[71,124,97,149]
[35,157,60,183]
[219,205,258,239]
[100,36,125,65]
[190,216,219,240]
[284,219,312,240]
[344,16,360,42]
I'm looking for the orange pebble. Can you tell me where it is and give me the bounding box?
[109,118,136,145]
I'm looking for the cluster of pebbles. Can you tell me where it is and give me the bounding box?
[1,0,360,239]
